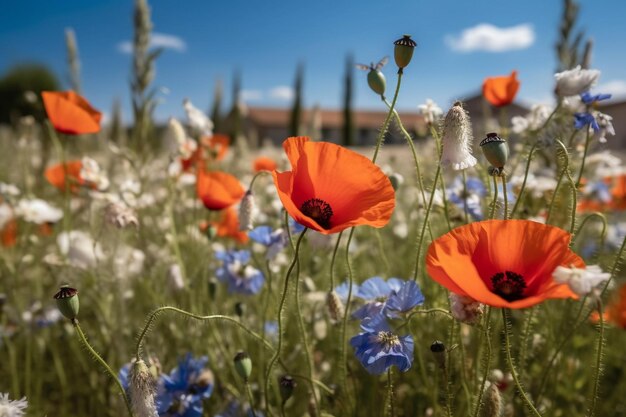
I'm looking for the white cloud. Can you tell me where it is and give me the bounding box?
[269,86,294,101]
[596,80,626,98]
[240,90,263,101]
[445,23,535,53]
[117,32,187,54]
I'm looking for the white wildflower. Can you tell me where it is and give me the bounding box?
[0,393,28,417]
[0,204,14,230]
[104,202,139,229]
[553,265,611,297]
[418,99,443,124]
[0,183,20,198]
[113,246,145,279]
[511,104,552,134]
[80,157,109,191]
[57,231,104,269]
[168,264,185,291]
[449,293,484,325]
[554,65,600,97]
[183,98,213,136]
[440,102,477,170]
[165,118,197,159]
[15,198,62,224]
[593,112,615,143]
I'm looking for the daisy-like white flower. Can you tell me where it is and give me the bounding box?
[552,265,611,297]
[593,112,615,143]
[418,99,443,125]
[165,118,198,159]
[80,157,109,191]
[0,393,28,417]
[104,202,139,229]
[15,198,63,224]
[554,66,600,97]
[57,230,104,269]
[0,183,20,198]
[511,104,552,134]
[440,102,477,171]
[183,98,213,136]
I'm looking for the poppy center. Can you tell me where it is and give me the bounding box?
[491,271,526,301]
[376,331,400,349]
[300,198,333,229]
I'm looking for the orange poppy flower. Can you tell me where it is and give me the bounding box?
[196,169,245,211]
[211,208,249,243]
[181,147,205,172]
[426,220,584,309]
[41,91,102,135]
[482,71,520,107]
[595,283,626,329]
[272,136,395,234]
[201,134,230,161]
[44,160,85,192]
[253,156,278,172]
[1,219,17,247]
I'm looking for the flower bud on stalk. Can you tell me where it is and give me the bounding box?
[238,190,257,231]
[234,351,252,382]
[393,35,417,73]
[129,360,158,417]
[430,340,446,369]
[53,285,79,321]
[367,69,386,96]
[480,132,509,176]
[441,102,477,171]
[279,375,297,404]
[326,290,345,322]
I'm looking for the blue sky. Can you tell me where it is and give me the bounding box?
[2,0,626,122]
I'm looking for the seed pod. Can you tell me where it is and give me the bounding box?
[234,351,252,381]
[326,291,344,322]
[367,69,386,96]
[279,375,297,403]
[393,35,417,71]
[482,382,502,417]
[53,285,79,321]
[480,132,509,171]
[430,340,446,369]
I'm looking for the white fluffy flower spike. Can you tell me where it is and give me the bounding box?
[553,264,611,297]
[554,65,600,97]
[0,393,28,417]
[440,102,477,171]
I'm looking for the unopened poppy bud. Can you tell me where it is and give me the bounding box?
[129,359,158,417]
[326,291,345,322]
[205,225,218,240]
[234,351,252,381]
[388,173,404,191]
[393,35,417,71]
[367,69,386,96]
[279,375,297,403]
[235,302,246,318]
[208,278,218,300]
[238,190,257,231]
[480,133,509,174]
[430,340,446,369]
[483,382,502,417]
[53,285,79,321]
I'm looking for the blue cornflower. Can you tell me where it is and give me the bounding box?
[289,217,306,234]
[215,250,265,295]
[158,354,213,417]
[249,226,288,260]
[352,277,424,320]
[447,176,486,220]
[574,112,600,131]
[581,91,612,105]
[350,315,414,375]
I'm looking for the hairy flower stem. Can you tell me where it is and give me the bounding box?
[328,231,343,290]
[413,162,442,281]
[73,320,134,417]
[167,181,187,284]
[462,170,470,223]
[502,309,543,417]
[339,227,357,413]
[372,73,403,163]
[46,123,72,235]
[572,213,608,243]
[387,369,396,417]
[510,143,538,218]
[245,381,258,417]
[502,174,509,220]
[472,307,492,417]
[489,175,499,220]
[588,299,605,417]
[576,127,592,188]
[263,229,308,416]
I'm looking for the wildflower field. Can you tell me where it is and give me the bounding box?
[2,1,626,417]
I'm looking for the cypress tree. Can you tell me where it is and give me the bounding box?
[210,78,223,133]
[289,63,304,137]
[342,54,355,146]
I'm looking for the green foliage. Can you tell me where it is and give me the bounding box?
[342,54,355,147]
[0,64,60,124]
[289,63,304,137]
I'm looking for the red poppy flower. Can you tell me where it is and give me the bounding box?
[211,208,249,243]
[272,136,395,234]
[201,134,230,161]
[595,284,626,329]
[426,220,584,309]
[482,71,520,107]
[44,160,85,192]
[253,156,278,172]
[196,169,244,211]
[1,219,17,247]
[41,91,102,135]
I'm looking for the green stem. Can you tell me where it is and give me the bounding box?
[462,170,470,224]
[510,143,538,218]
[588,298,604,417]
[576,127,592,188]
[328,231,343,290]
[339,228,356,413]
[502,309,542,417]
[572,213,608,242]
[372,73,403,163]
[472,307,492,417]
[502,174,509,220]
[412,162,442,281]
[245,381,258,417]
[387,368,396,417]
[73,321,133,417]
[263,229,308,415]
[489,175,499,220]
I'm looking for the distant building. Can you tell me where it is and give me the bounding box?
[599,99,626,150]
[243,106,427,147]
[458,92,529,140]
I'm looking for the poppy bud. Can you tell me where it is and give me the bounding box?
[279,375,297,403]
[480,132,509,174]
[430,340,446,369]
[393,35,417,72]
[483,382,502,417]
[238,190,257,231]
[235,302,246,318]
[367,69,386,96]
[326,291,344,322]
[129,359,158,417]
[204,225,218,240]
[388,173,404,191]
[234,351,252,381]
[53,285,79,321]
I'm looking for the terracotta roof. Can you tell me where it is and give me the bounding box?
[247,107,425,129]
